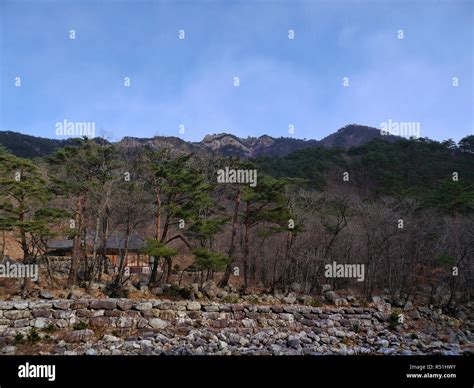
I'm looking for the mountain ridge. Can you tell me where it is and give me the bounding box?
[0,124,402,159]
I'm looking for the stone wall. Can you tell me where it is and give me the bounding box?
[0,298,470,355]
[0,299,386,335]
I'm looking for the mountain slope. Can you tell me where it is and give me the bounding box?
[0,131,79,158]
[319,124,399,148]
[0,125,396,158]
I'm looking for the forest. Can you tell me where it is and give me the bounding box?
[0,135,473,312]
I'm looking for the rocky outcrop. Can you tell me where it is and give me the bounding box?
[0,298,471,355]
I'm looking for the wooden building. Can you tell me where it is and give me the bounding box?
[47,232,151,274]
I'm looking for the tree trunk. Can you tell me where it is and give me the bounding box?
[243,221,250,290]
[114,228,130,289]
[0,230,5,260]
[219,191,241,288]
[155,184,161,240]
[68,194,85,287]
[20,225,31,297]
[164,256,173,284]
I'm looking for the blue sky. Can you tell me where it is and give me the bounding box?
[0,0,472,142]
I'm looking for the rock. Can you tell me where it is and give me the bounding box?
[71,301,89,310]
[241,319,256,328]
[187,302,201,311]
[338,345,348,355]
[89,317,109,329]
[290,283,302,292]
[149,318,169,330]
[52,300,71,310]
[103,335,120,342]
[134,302,153,311]
[151,287,164,296]
[201,281,218,299]
[53,310,74,319]
[322,284,332,293]
[372,296,382,304]
[202,304,220,312]
[346,295,356,303]
[40,290,54,299]
[282,295,297,304]
[117,300,133,311]
[66,329,94,343]
[137,318,149,329]
[335,330,346,338]
[33,318,52,329]
[379,348,396,355]
[76,309,93,318]
[287,336,301,349]
[280,313,294,322]
[90,282,106,291]
[90,300,117,310]
[13,318,30,328]
[324,291,338,304]
[13,301,29,310]
[270,344,282,354]
[67,287,85,300]
[297,295,313,306]
[117,317,134,328]
[239,337,250,347]
[4,310,30,319]
[189,283,199,295]
[0,318,10,327]
[270,306,283,313]
[2,346,17,355]
[56,319,68,328]
[0,302,13,310]
[412,309,421,320]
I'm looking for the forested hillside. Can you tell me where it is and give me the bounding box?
[1,134,472,312]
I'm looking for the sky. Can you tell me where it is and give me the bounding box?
[0,0,472,142]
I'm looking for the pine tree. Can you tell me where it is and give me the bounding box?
[0,148,66,294]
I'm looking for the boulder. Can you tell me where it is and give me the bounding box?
[324,291,338,304]
[282,294,297,304]
[40,290,54,300]
[52,300,71,310]
[33,318,52,329]
[12,301,29,310]
[322,284,332,293]
[149,318,169,330]
[66,329,94,343]
[67,287,85,300]
[201,281,218,299]
[103,334,120,342]
[90,300,117,310]
[151,287,164,296]
[134,302,153,311]
[290,283,302,293]
[187,302,201,311]
[117,300,133,311]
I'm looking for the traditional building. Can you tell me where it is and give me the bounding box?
[47,232,151,274]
